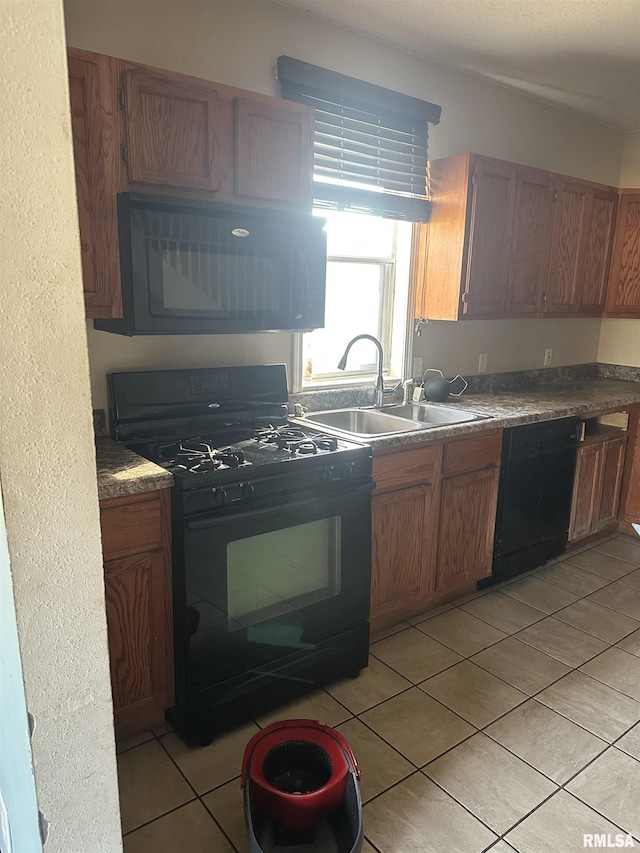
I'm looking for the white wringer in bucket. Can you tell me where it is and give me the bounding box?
[241,719,363,853]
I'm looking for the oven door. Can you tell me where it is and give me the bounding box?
[177,479,373,698]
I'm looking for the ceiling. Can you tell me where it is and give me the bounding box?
[272,0,640,131]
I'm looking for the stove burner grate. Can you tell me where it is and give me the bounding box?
[158,439,250,474]
[254,425,339,455]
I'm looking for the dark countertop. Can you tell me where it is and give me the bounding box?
[358,378,640,450]
[96,437,173,501]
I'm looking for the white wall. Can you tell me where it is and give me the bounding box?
[0,1,122,851]
[64,0,627,399]
[598,131,640,368]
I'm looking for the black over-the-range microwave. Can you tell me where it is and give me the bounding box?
[94,194,327,335]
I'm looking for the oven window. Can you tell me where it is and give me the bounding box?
[226,517,342,627]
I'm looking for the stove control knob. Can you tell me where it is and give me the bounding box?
[320,466,335,483]
[212,487,228,505]
[240,482,255,499]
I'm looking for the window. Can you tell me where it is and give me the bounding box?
[300,209,412,386]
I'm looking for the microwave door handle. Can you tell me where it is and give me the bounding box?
[293,250,309,323]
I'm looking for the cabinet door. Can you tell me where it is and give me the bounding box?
[568,443,602,542]
[506,167,553,316]
[67,50,122,318]
[371,485,433,614]
[435,468,500,592]
[124,67,220,190]
[104,551,171,733]
[463,159,515,318]
[578,188,617,315]
[544,179,589,314]
[605,192,640,317]
[595,436,627,531]
[235,97,313,206]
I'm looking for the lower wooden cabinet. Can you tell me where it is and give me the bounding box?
[569,430,627,542]
[371,484,434,614]
[371,430,501,625]
[100,488,173,737]
[435,467,500,592]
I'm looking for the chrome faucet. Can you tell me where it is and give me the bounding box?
[337,334,385,407]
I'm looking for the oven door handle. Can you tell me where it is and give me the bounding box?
[185,481,374,530]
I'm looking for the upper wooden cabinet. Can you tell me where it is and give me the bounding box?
[414,152,617,321]
[123,67,220,191]
[66,47,315,318]
[605,190,640,318]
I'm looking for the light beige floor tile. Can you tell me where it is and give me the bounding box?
[459,592,546,634]
[515,617,608,667]
[371,621,411,642]
[451,587,492,606]
[116,730,155,754]
[592,538,640,566]
[151,720,174,736]
[554,598,640,643]
[489,843,519,853]
[619,569,640,591]
[370,626,462,683]
[419,660,527,728]
[415,608,507,657]
[505,789,626,853]
[407,602,454,624]
[565,549,637,580]
[361,841,378,853]
[161,720,259,794]
[325,656,411,715]
[617,629,640,657]
[616,724,640,761]
[567,748,640,840]
[359,686,475,767]
[364,772,498,853]
[617,533,640,546]
[485,699,607,783]
[587,583,640,620]
[533,561,610,596]
[123,800,233,853]
[117,739,194,834]
[336,718,413,802]
[470,637,570,695]
[423,733,556,835]
[580,647,640,701]
[202,779,248,853]
[256,689,352,729]
[500,576,580,613]
[536,671,640,742]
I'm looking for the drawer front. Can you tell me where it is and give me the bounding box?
[373,445,436,491]
[443,431,502,477]
[100,493,163,561]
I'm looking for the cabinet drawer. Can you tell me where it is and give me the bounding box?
[100,492,163,560]
[373,446,436,491]
[443,431,502,477]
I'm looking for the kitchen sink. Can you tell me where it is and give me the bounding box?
[295,403,490,439]
[297,408,424,437]
[380,403,488,426]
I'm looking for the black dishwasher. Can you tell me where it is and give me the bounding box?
[485,418,580,585]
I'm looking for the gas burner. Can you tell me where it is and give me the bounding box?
[254,425,339,455]
[157,440,250,474]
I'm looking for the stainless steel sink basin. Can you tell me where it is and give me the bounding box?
[380,403,488,426]
[297,408,424,438]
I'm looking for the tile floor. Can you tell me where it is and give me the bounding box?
[117,533,640,852]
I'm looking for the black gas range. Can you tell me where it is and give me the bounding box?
[108,364,373,745]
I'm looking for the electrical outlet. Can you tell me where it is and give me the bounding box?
[412,356,424,379]
[478,353,487,374]
[544,348,553,366]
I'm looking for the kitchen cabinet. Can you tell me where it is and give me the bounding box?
[414,152,616,321]
[620,405,640,526]
[66,47,314,318]
[99,488,173,738]
[605,190,640,317]
[544,180,617,316]
[370,431,501,625]
[569,426,627,543]
[67,50,121,318]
